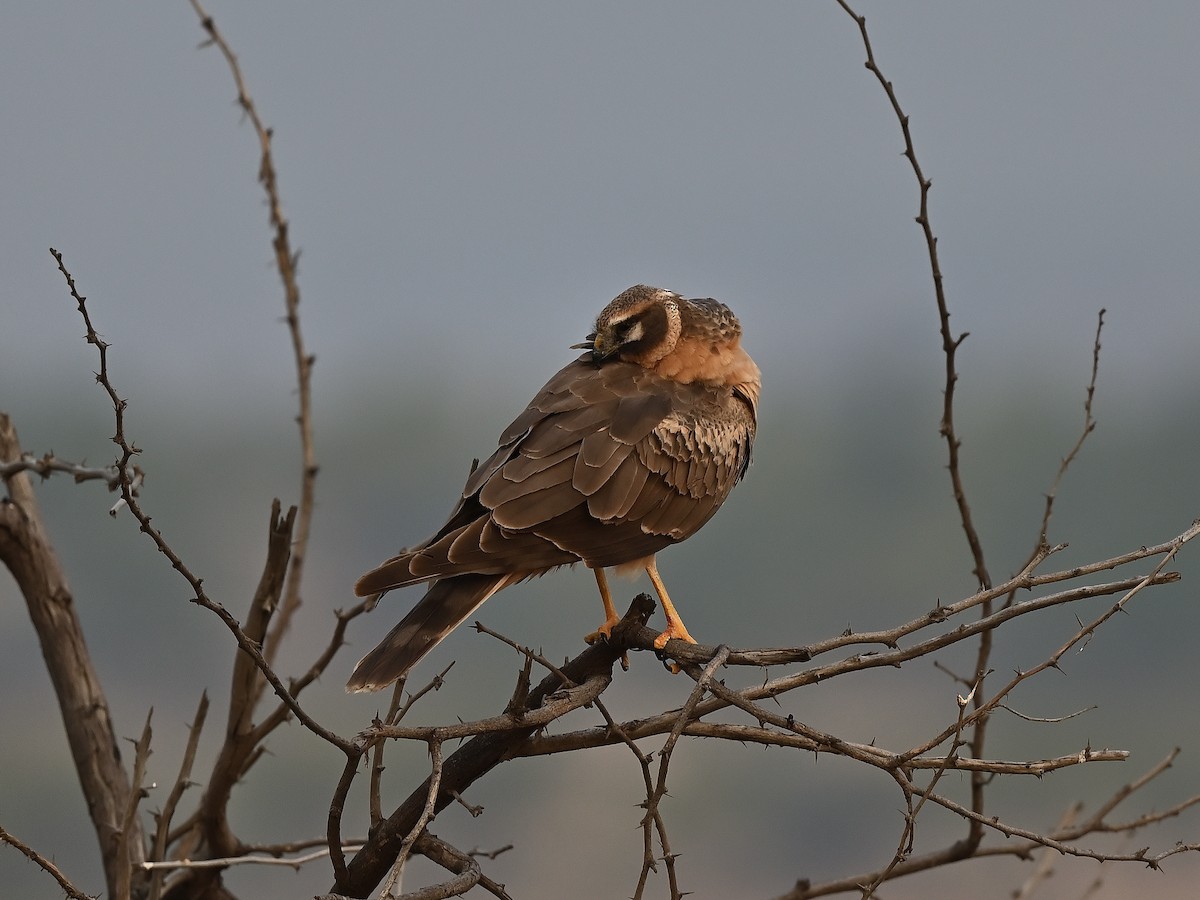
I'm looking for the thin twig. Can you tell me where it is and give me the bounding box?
[114,710,153,900]
[187,0,317,675]
[516,552,1190,759]
[915,784,1200,868]
[998,703,1097,724]
[383,741,445,898]
[835,0,990,591]
[864,678,980,899]
[333,596,652,896]
[644,528,1178,671]
[835,0,1002,851]
[148,693,210,900]
[411,833,494,899]
[0,453,127,490]
[475,621,578,686]
[49,247,354,758]
[365,674,609,743]
[675,724,1129,774]
[589,693,660,893]
[1013,803,1081,900]
[0,825,96,900]
[1039,309,1106,546]
[141,843,363,871]
[638,646,730,900]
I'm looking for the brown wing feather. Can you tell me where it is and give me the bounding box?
[573,437,632,496]
[585,452,649,520]
[355,355,755,596]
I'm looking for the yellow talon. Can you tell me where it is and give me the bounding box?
[584,567,622,644]
[646,560,698,651]
[652,621,697,650]
[584,619,621,644]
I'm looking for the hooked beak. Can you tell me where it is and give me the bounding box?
[571,331,619,362]
[572,330,618,362]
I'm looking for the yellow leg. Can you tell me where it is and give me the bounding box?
[584,568,622,644]
[646,560,697,649]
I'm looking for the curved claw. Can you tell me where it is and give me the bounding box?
[584,615,622,645]
[652,621,697,650]
[584,617,629,670]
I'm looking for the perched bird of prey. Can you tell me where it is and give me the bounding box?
[347,285,760,692]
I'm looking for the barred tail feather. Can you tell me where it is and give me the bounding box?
[346,573,508,693]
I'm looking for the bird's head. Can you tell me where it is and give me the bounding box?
[572,285,683,368]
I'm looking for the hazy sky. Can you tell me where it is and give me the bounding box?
[4,2,1198,424]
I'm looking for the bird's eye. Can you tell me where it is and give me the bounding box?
[619,319,645,345]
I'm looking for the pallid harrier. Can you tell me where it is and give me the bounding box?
[347,285,760,692]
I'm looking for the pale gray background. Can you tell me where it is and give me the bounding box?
[2,3,1199,898]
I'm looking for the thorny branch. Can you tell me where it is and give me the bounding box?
[773,750,1200,900]
[49,247,352,757]
[147,693,209,900]
[1032,308,1106,548]
[35,20,371,879]
[114,711,154,900]
[837,0,1000,851]
[187,0,318,680]
[381,740,445,897]
[0,452,126,493]
[836,0,989,591]
[513,550,1190,762]
[0,825,94,900]
[634,646,731,900]
[818,5,1169,898]
[330,597,654,897]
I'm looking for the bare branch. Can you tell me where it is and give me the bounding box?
[408,833,492,899]
[47,247,353,757]
[0,412,145,900]
[916,784,1200,868]
[835,0,990,592]
[193,501,297,863]
[930,528,1196,756]
[865,678,980,898]
[634,646,730,899]
[0,824,96,900]
[250,595,378,745]
[382,741,445,897]
[1071,748,1190,836]
[142,843,363,872]
[785,751,1199,899]
[833,1,1007,855]
[186,0,318,674]
[590,692,659,895]
[997,703,1097,724]
[331,595,654,898]
[114,710,154,900]
[148,693,209,900]
[0,452,123,490]
[1013,803,1082,900]
[642,530,1183,672]
[682,724,1129,775]
[474,620,578,684]
[1033,308,1106,548]
[365,672,608,745]
[518,547,1190,761]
